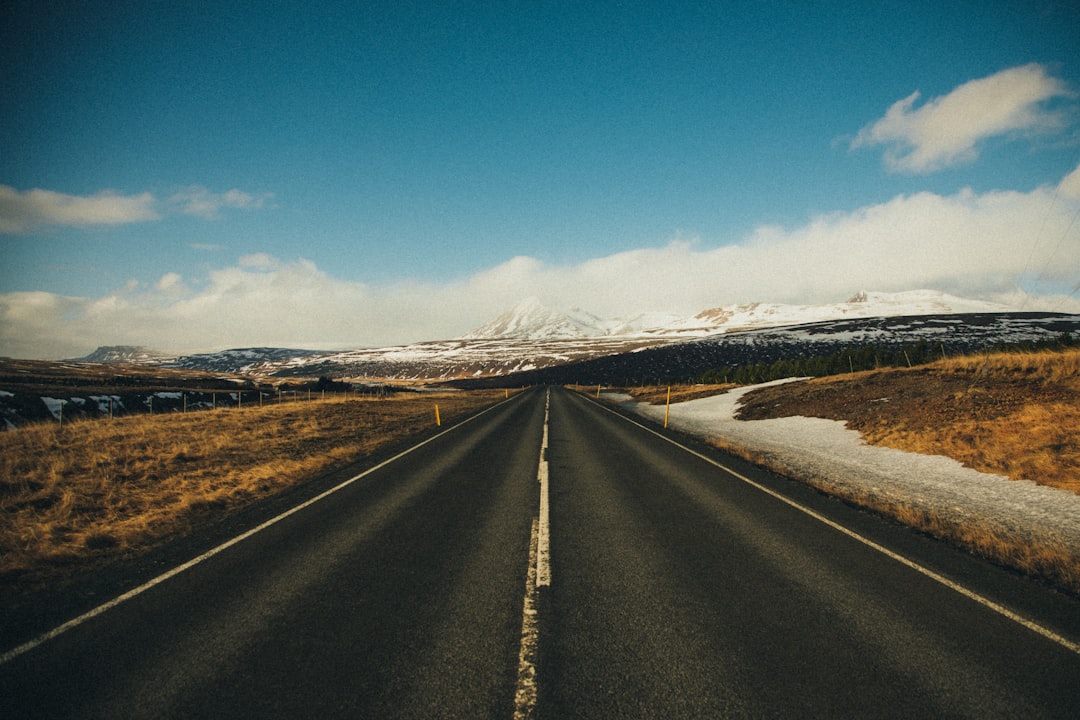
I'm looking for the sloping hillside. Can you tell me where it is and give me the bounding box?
[455,312,1080,387]
[734,349,1080,494]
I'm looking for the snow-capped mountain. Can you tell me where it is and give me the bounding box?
[262,290,1030,382]
[453,311,1080,388]
[462,290,1015,341]
[461,297,595,340]
[67,290,1048,383]
[678,290,1012,333]
[458,297,679,340]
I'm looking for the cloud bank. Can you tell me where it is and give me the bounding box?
[0,184,270,234]
[852,64,1075,173]
[3,164,1079,360]
[0,186,159,234]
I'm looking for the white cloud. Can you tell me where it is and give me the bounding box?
[169,185,272,219]
[0,185,159,234]
[154,272,190,297]
[1060,163,1080,200]
[3,163,1079,359]
[0,184,272,234]
[852,64,1075,173]
[238,252,278,269]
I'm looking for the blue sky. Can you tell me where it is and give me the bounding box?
[2,1,1080,358]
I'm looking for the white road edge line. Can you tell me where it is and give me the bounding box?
[585,393,1080,658]
[0,393,522,667]
[514,389,551,719]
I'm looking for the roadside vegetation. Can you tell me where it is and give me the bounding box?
[613,347,1080,593]
[569,383,737,406]
[696,333,1077,386]
[734,347,1080,494]
[0,390,506,595]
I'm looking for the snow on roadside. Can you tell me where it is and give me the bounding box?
[40,397,66,419]
[612,380,1080,551]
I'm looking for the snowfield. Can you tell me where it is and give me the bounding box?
[613,380,1080,552]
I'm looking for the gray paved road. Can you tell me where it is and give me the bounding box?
[539,389,1080,718]
[2,386,1079,718]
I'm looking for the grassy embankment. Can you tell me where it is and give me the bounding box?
[0,390,506,594]
[850,350,1079,493]
[612,348,1080,593]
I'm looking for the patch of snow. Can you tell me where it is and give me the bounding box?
[89,395,123,413]
[616,381,1080,551]
[41,397,66,419]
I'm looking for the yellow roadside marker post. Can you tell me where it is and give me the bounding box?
[664,386,671,428]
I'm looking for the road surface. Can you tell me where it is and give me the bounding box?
[2,386,1079,718]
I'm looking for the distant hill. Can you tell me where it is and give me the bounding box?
[459,290,1014,341]
[69,291,1062,383]
[69,346,176,364]
[260,290,1035,381]
[450,312,1080,388]
[168,347,331,374]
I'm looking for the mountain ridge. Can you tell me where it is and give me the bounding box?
[68,346,178,364]
[68,290,1036,380]
[459,290,1014,341]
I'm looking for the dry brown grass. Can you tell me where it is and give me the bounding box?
[0,391,505,591]
[572,383,737,405]
[866,402,1080,494]
[938,346,1080,384]
[860,350,1080,494]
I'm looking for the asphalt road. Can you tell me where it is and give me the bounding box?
[2,386,1079,718]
